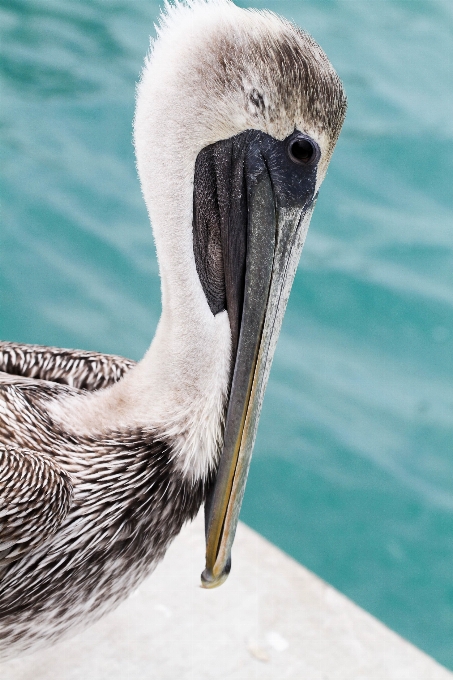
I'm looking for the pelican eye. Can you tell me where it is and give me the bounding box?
[287,136,316,165]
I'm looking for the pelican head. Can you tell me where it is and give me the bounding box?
[132,0,347,588]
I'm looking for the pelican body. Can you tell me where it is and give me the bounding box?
[0,0,346,658]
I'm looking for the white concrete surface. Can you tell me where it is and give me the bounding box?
[1,514,451,680]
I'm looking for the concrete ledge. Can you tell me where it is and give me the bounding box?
[1,514,451,680]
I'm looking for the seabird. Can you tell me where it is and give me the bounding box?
[0,0,346,659]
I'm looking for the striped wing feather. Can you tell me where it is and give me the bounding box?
[0,446,73,569]
[0,342,136,391]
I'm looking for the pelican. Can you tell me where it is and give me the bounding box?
[0,0,346,659]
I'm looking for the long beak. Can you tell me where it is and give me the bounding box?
[201,145,317,588]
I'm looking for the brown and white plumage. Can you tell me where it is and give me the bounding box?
[0,445,73,569]
[0,341,135,390]
[0,342,207,656]
[0,0,346,660]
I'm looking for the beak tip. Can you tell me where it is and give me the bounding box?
[200,557,232,589]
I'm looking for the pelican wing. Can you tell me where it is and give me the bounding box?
[0,445,73,570]
[0,342,136,391]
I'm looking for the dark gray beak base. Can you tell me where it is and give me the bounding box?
[192,129,320,588]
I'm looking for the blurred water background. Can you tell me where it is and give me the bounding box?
[0,0,452,668]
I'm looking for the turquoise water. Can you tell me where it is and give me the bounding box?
[1,0,452,667]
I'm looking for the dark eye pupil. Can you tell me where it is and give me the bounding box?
[288,138,315,164]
